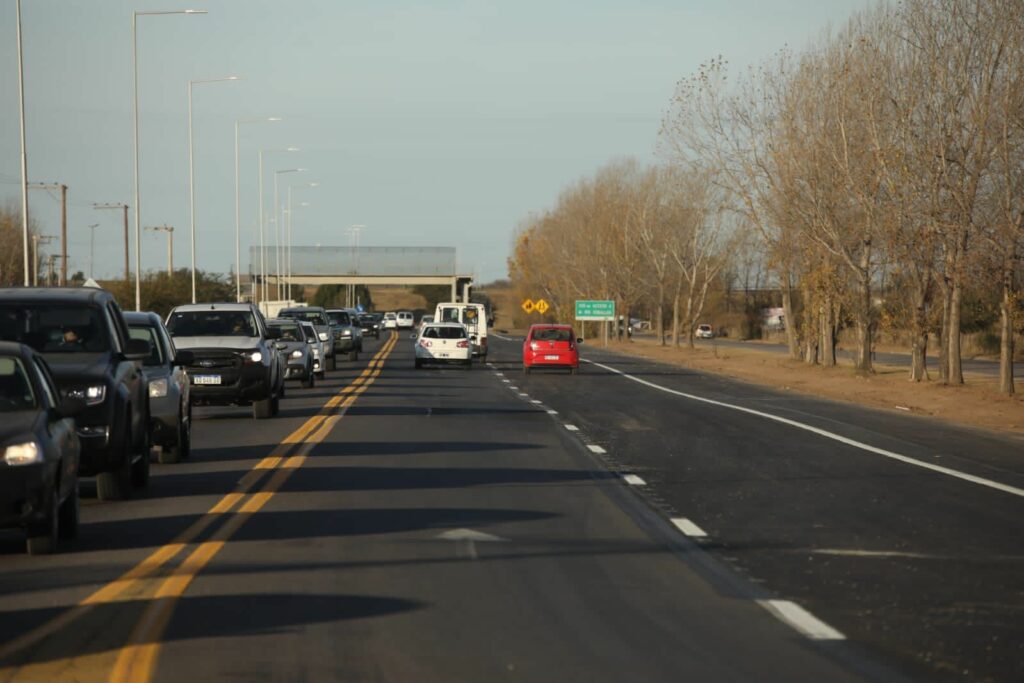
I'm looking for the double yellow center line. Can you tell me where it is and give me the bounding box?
[0,332,397,682]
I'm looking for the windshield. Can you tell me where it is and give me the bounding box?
[166,311,257,337]
[0,357,37,412]
[422,326,466,339]
[533,328,572,342]
[327,311,350,326]
[270,322,302,341]
[128,326,164,366]
[0,305,111,353]
[282,310,327,326]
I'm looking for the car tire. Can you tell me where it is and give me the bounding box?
[96,457,132,501]
[316,370,325,380]
[159,407,190,464]
[26,493,59,556]
[253,396,274,419]
[58,481,80,540]
[523,366,531,375]
[271,393,281,416]
[301,373,314,389]
[414,359,423,369]
[464,360,472,369]
[131,446,150,489]
[348,350,359,362]
[327,354,337,371]
[570,366,579,375]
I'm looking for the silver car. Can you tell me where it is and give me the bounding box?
[299,320,326,379]
[267,318,315,389]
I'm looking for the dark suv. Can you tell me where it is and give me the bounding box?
[0,287,151,500]
[165,302,285,419]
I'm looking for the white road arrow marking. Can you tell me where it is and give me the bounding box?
[437,528,508,559]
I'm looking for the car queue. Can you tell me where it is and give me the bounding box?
[0,287,378,555]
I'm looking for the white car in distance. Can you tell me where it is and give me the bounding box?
[382,312,397,329]
[696,324,714,339]
[396,311,415,329]
[414,323,471,369]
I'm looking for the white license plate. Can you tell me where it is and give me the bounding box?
[544,354,560,360]
[193,375,221,385]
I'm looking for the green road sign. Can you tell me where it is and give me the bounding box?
[575,299,615,321]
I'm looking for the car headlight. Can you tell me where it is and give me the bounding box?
[242,350,263,364]
[67,384,106,406]
[341,329,352,337]
[149,378,168,398]
[3,441,42,466]
[318,332,328,341]
[311,349,320,358]
[290,349,303,359]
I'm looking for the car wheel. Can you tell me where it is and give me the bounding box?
[26,493,59,555]
[301,373,314,389]
[348,350,359,362]
[159,408,189,464]
[253,396,274,419]
[96,457,132,500]
[464,360,472,369]
[523,366,531,374]
[58,480,79,540]
[570,366,579,375]
[317,370,326,380]
[270,393,281,416]
[131,446,150,489]
[414,359,423,369]
[327,354,337,371]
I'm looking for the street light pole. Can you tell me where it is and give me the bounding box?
[15,0,30,286]
[87,223,99,280]
[145,225,174,276]
[286,182,317,300]
[256,147,298,304]
[273,168,303,300]
[93,203,130,282]
[132,8,206,310]
[188,75,239,303]
[235,117,281,301]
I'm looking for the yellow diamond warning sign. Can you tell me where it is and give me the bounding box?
[521,299,535,314]
[534,299,550,314]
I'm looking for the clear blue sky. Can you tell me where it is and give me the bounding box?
[0,0,869,284]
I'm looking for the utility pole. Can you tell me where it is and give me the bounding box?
[94,203,130,282]
[87,223,99,280]
[28,182,69,284]
[145,225,174,276]
[31,234,55,286]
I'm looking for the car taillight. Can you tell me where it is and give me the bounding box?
[457,340,469,348]
[530,342,540,351]
[420,340,432,348]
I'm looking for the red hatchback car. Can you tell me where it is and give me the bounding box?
[523,324,581,374]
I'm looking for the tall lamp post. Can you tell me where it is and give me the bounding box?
[235,117,281,301]
[257,147,298,303]
[86,223,99,280]
[132,8,206,310]
[15,0,29,285]
[286,182,317,300]
[273,168,304,299]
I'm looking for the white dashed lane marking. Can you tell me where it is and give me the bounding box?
[756,600,845,641]
[564,424,579,432]
[622,474,646,486]
[587,445,606,454]
[671,518,708,538]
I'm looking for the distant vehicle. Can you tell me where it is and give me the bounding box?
[382,312,397,329]
[125,312,193,464]
[358,314,381,339]
[0,287,151,501]
[267,318,315,388]
[523,324,581,375]
[325,308,362,361]
[166,302,286,419]
[0,342,84,554]
[435,302,488,358]
[396,311,415,329]
[696,324,714,339]
[417,315,434,333]
[414,322,472,369]
[298,321,325,379]
[278,306,336,370]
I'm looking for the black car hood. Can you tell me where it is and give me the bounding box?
[43,352,113,386]
[0,410,42,444]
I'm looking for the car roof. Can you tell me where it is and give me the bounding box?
[0,340,34,358]
[171,302,255,312]
[123,311,163,325]
[0,286,112,304]
[423,322,464,327]
[266,318,299,325]
[282,306,323,312]
[529,323,573,329]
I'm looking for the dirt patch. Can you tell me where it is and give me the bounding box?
[589,336,1024,436]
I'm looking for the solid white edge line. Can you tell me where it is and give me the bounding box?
[671,517,708,538]
[587,444,607,454]
[564,424,579,431]
[756,600,846,641]
[584,358,1024,500]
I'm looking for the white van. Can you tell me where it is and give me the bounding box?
[434,302,488,357]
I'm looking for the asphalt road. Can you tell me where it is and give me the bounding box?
[0,330,1019,682]
[687,335,1024,380]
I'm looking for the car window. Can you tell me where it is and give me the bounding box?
[424,326,466,340]
[439,307,460,324]
[129,325,164,366]
[533,328,571,342]
[271,322,302,341]
[167,311,257,337]
[462,308,479,324]
[283,310,327,326]
[327,311,350,326]
[31,357,58,408]
[0,356,37,412]
[0,305,111,353]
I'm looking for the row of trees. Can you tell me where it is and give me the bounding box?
[510,0,1024,394]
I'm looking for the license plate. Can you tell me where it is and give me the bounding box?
[437,352,449,358]
[193,375,221,385]
[545,354,560,360]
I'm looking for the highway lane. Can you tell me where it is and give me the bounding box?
[490,334,1024,682]
[0,331,902,682]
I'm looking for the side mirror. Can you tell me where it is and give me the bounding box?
[174,349,194,366]
[307,338,316,345]
[577,338,584,344]
[124,338,151,361]
[54,395,86,418]
[265,327,281,340]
